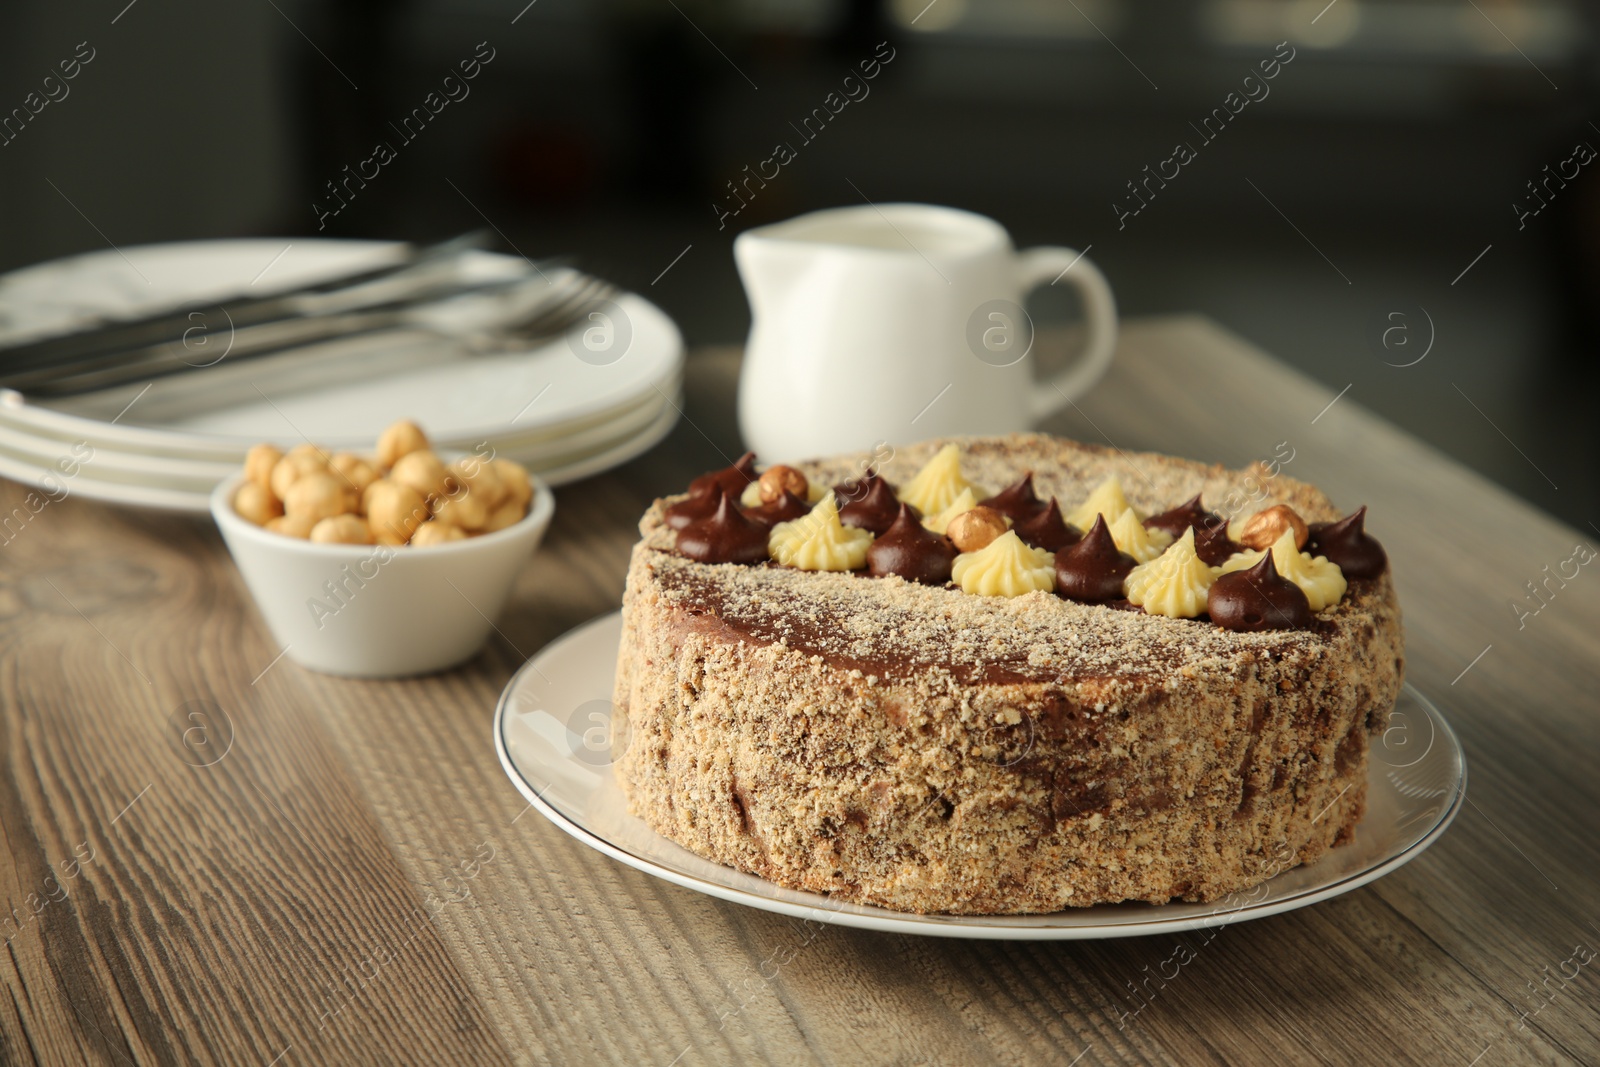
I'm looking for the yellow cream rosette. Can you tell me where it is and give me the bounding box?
[1065,476,1140,531]
[1107,509,1172,564]
[768,492,873,571]
[951,530,1054,597]
[898,444,986,516]
[923,487,980,535]
[1124,528,1216,618]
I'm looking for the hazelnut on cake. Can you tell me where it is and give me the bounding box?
[614,434,1401,914]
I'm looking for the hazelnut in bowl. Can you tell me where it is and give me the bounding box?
[211,422,555,678]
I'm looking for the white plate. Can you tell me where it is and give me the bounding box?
[0,239,411,346]
[0,239,685,506]
[496,612,1465,940]
[0,449,217,511]
[0,392,682,512]
[0,418,238,487]
[525,397,681,488]
[0,379,675,495]
[7,245,682,445]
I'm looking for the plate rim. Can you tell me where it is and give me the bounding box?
[494,611,1466,940]
[0,363,675,463]
[0,380,672,490]
[0,238,683,453]
[526,397,680,489]
[0,388,682,512]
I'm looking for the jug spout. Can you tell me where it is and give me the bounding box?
[732,230,814,320]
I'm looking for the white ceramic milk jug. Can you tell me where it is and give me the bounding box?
[735,203,1117,461]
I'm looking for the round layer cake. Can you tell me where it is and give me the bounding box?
[614,434,1403,914]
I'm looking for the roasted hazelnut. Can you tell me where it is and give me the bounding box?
[268,459,298,502]
[233,481,282,526]
[364,479,429,543]
[1239,504,1309,552]
[481,498,525,533]
[390,450,452,502]
[493,458,532,508]
[310,514,374,545]
[758,464,808,505]
[449,455,507,509]
[283,472,350,522]
[947,506,1008,553]
[376,419,429,469]
[330,453,380,497]
[431,486,490,531]
[410,520,467,547]
[244,444,283,491]
[269,447,329,500]
[242,420,527,550]
[265,514,317,539]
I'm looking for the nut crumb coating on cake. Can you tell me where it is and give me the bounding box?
[614,434,1404,913]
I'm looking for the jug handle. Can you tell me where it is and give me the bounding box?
[1016,247,1119,422]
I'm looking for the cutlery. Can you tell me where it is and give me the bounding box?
[8,269,618,397]
[0,231,495,375]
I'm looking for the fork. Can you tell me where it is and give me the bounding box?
[6,268,619,397]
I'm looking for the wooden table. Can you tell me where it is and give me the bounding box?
[3,316,1596,1066]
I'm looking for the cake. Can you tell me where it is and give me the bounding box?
[613,434,1402,914]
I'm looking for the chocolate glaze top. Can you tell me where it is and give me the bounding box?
[1054,515,1137,602]
[867,503,957,585]
[743,490,811,528]
[980,472,1048,523]
[838,477,906,535]
[1308,506,1387,579]
[687,451,758,500]
[1014,498,1081,553]
[675,491,770,565]
[1207,550,1313,631]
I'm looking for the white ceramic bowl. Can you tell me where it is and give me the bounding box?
[211,471,554,677]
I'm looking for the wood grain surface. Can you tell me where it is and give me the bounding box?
[1,316,1596,1066]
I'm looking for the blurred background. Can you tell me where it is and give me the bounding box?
[1,0,1595,527]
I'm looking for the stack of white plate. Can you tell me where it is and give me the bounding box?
[0,239,683,512]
